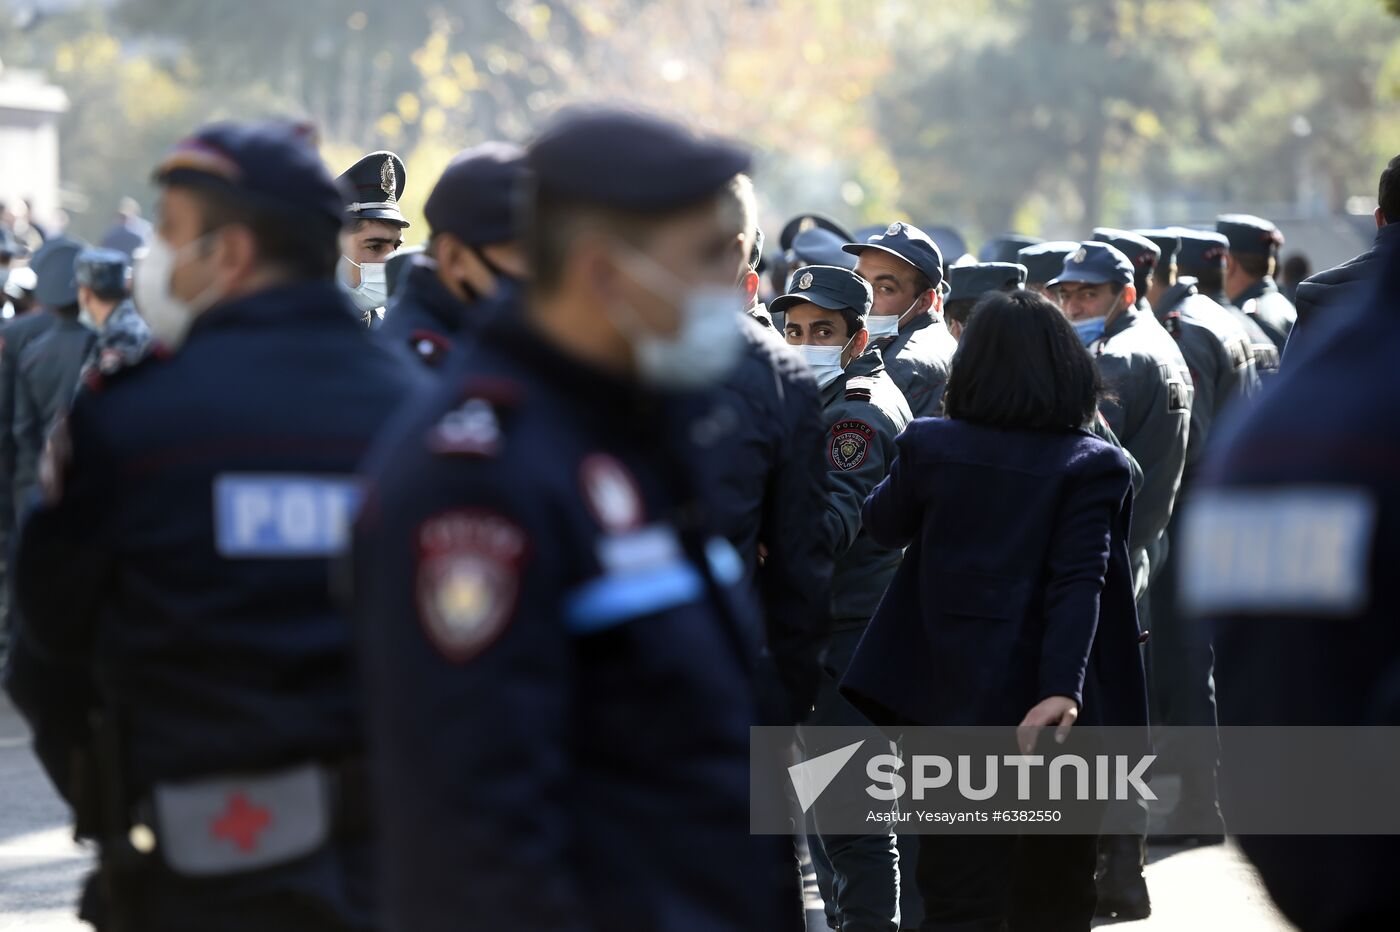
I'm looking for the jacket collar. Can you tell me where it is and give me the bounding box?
[192,280,358,335]
[1155,279,1197,318]
[400,256,476,333]
[1103,300,1147,342]
[1231,276,1278,307]
[824,344,886,405]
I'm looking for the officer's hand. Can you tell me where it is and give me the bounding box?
[1016,695,1079,755]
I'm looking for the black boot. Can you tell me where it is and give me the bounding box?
[1094,835,1151,920]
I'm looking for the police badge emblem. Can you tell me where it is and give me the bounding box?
[1072,248,1088,264]
[798,272,814,290]
[886,222,902,237]
[416,510,527,662]
[829,419,875,471]
[380,156,397,201]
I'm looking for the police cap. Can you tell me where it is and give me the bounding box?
[946,261,1027,303]
[770,264,873,318]
[1216,214,1284,256]
[339,150,409,228]
[1016,241,1080,287]
[842,220,944,288]
[424,142,525,246]
[528,106,750,212]
[1049,242,1133,289]
[74,247,130,299]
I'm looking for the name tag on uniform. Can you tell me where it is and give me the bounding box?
[1180,487,1377,617]
[214,475,361,558]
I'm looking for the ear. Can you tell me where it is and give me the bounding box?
[217,224,259,282]
[851,326,870,359]
[741,269,760,306]
[1122,283,1138,309]
[1377,206,1388,230]
[930,288,945,315]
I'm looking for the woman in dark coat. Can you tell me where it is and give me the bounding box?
[841,289,1149,931]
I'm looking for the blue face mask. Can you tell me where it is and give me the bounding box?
[1073,317,1106,347]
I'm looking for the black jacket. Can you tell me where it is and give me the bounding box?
[378,257,489,370]
[708,313,832,719]
[1285,222,1400,365]
[0,309,55,532]
[13,317,94,514]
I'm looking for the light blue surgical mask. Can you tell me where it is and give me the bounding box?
[797,333,857,389]
[1073,317,1106,347]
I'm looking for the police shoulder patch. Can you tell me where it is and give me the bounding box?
[81,343,168,394]
[416,509,529,663]
[1166,377,1191,413]
[829,419,875,471]
[426,378,520,458]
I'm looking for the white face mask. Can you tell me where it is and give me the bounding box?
[339,255,389,313]
[133,233,223,352]
[78,303,98,331]
[865,314,900,339]
[612,246,745,390]
[797,333,857,390]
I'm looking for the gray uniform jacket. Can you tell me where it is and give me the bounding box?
[874,311,957,419]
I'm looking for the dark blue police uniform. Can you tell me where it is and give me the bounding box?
[5,121,425,932]
[352,106,802,932]
[1182,227,1400,932]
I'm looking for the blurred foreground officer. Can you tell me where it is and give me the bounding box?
[352,107,803,931]
[12,243,101,511]
[777,264,911,932]
[4,120,423,932]
[1182,226,1400,932]
[1287,154,1400,365]
[843,221,957,417]
[709,174,832,721]
[336,150,408,325]
[1217,214,1295,352]
[72,248,150,381]
[380,142,528,369]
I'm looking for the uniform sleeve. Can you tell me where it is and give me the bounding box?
[862,430,922,549]
[1179,329,1219,469]
[1115,356,1189,554]
[819,402,894,559]
[0,331,20,532]
[757,371,834,720]
[11,364,41,517]
[14,391,115,661]
[353,454,588,931]
[1038,452,1132,706]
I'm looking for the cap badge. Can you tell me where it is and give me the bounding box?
[380,157,397,200]
[886,222,902,236]
[1072,248,1088,264]
[798,272,814,290]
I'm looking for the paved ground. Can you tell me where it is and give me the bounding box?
[1,697,1294,930]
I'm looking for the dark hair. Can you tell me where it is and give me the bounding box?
[943,290,1101,432]
[1234,252,1273,279]
[179,182,340,280]
[1152,255,1175,285]
[1379,154,1400,224]
[944,297,977,326]
[1281,252,1311,284]
[1193,264,1225,296]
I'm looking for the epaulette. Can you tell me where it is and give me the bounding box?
[844,376,878,402]
[80,343,168,394]
[1162,310,1183,338]
[426,376,523,458]
[410,329,452,367]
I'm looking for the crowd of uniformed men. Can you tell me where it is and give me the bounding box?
[0,105,1393,932]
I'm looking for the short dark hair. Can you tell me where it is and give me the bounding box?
[1193,264,1225,296]
[1379,154,1400,224]
[1153,256,1176,285]
[1234,252,1273,279]
[1281,252,1311,284]
[944,297,977,326]
[943,290,1102,432]
[178,182,340,280]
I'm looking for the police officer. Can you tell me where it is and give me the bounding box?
[379,142,528,369]
[776,263,911,932]
[1052,241,1192,919]
[843,221,957,417]
[1216,213,1296,352]
[924,224,972,272]
[1017,241,1080,301]
[5,119,424,931]
[352,107,801,931]
[336,150,409,325]
[978,232,1043,264]
[942,261,1026,339]
[12,244,100,512]
[770,212,856,322]
[1175,227,1281,380]
[1180,221,1400,932]
[72,248,151,382]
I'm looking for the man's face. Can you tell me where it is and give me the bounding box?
[610,197,744,339]
[340,220,404,287]
[1056,280,1121,322]
[855,250,931,319]
[784,303,867,367]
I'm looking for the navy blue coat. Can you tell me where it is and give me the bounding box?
[5,282,425,930]
[841,419,1148,732]
[352,313,801,932]
[1187,233,1400,931]
[1284,222,1399,366]
[377,256,492,370]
